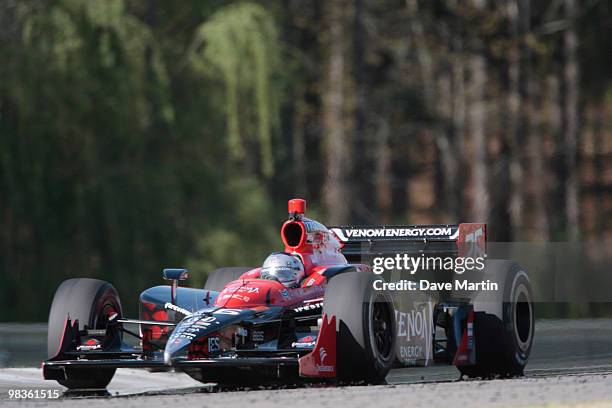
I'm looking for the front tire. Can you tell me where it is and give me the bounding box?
[47,278,122,389]
[323,272,396,384]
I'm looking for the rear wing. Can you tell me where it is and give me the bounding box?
[328,224,486,262]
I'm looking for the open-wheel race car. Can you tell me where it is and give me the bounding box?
[43,198,535,389]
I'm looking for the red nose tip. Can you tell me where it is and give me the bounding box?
[288,198,306,215]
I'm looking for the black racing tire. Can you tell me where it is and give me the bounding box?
[203,267,254,292]
[323,272,396,384]
[47,278,122,389]
[459,261,534,378]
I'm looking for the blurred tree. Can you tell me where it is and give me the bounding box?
[1,0,612,321]
[321,0,353,224]
[467,0,489,225]
[189,2,283,178]
[562,0,580,241]
[0,0,279,319]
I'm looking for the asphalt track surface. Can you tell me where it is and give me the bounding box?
[2,319,612,407]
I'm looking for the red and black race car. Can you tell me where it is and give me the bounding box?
[43,199,535,389]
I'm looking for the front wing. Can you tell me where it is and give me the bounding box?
[43,313,338,381]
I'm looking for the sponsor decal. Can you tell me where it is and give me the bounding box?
[164,302,192,317]
[279,289,290,299]
[314,347,334,372]
[319,347,327,364]
[199,316,218,325]
[293,341,316,348]
[219,293,259,302]
[77,338,101,351]
[331,227,454,241]
[213,309,242,316]
[208,336,220,352]
[170,315,218,340]
[394,302,433,365]
[399,345,423,360]
[291,335,318,348]
[292,335,317,348]
[227,293,250,302]
[169,308,243,341]
[237,287,260,294]
[293,302,323,313]
[305,278,316,287]
[396,308,428,340]
[252,330,264,342]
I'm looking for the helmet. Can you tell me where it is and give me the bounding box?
[261,253,305,288]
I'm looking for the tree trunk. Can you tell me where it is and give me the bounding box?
[435,61,461,220]
[292,100,308,196]
[375,118,392,224]
[322,0,352,224]
[468,54,489,223]
[408,0,461,220]
[466,0,489,224]
[352,0,372,223]
[563,0,580,241]
[547,74,565,238]
[282,0,308,197]
[452,36,467,221]
[529,141,549,239]
[592,104,604,238]
[507,0,523,238]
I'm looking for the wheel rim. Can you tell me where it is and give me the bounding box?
[90,290,122,343]
[369,296,393,360]
[94,304,118,329]
[513,282,533,352]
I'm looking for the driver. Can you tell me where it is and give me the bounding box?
[260,252,305,288]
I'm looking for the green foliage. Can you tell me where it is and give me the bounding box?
[189,2,282,177]
[2,0,612,322]
[0,0,279,320]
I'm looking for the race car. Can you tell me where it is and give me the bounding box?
[43,198,534,389]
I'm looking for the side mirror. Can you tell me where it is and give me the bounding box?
[163,268,188,304]
[163,268,189,281]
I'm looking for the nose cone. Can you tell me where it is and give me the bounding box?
[163,308,249,365]
[163,337,190,366]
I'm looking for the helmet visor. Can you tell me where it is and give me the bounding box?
[262,266,296,285]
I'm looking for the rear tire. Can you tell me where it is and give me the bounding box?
[459,261,534,378]
[323,272,396,384]
[203,267,254,292]
[47,278,122,389]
